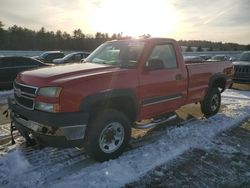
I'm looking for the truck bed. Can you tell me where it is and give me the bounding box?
[185,61,232,103]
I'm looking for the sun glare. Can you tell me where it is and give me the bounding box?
[87,0,179,38]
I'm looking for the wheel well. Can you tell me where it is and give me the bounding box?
[90,96,137,123]
[211,77,226,92]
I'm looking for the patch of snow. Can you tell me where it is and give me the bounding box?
[154,170,164,177]
[222,89,250,99]
[0,150,41,187]
[0,90,13,105]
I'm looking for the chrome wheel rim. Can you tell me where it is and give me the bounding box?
[211,94,219,111]
[99,122,124,153]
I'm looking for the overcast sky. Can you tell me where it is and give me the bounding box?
[0,0,250,44]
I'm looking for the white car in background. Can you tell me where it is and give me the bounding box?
[208,55,231,61]
[184,56,204,63]
[53,51,91,64]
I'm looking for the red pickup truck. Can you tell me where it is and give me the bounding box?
[9,38,233,161]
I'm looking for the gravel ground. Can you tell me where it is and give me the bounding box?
[126,118,250,188]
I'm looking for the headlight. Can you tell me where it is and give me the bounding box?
[38,87,62,97]
[35,101,59,112]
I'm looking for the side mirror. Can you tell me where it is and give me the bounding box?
[145,59,164,70]
[81,59,86,63]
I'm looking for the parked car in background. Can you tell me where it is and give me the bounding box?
[184,56,203,63]
[33,51,64,64]
[0,56,51,89]
[208,55,231,61]
[199,54,212,60]
[229,56,237,61]
[52,51,90,64]
[233,51,250,83]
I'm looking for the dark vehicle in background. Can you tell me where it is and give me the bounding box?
[33,51,64,64]
[233,51,250,83]
[208,55,231,61]
[52,52,90,64]
[0,56,50,89]
[199,54,212,60]
[184,56,203,63]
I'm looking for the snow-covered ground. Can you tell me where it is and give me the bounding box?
[0,89,250,188]
[0,90,13,105]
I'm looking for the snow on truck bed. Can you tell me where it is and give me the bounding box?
[0,89,250,188]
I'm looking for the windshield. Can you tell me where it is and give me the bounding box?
[239,52,250,61]
[40,52,50,58]
[40,52,60,58]
[63,53,74,60]
[85,41,144,68]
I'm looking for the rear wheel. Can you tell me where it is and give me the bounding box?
[85,109,131,162]
[201,87,221,117]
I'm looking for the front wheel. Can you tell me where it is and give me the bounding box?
[85,109,131,162]
[201,87,221,117]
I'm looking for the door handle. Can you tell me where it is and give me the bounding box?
[176,74,182,80]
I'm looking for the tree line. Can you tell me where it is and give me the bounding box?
[0,21,131,51]
[0,21,249,51]
[180,40,250,52]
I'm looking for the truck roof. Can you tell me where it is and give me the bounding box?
[106,37,176,43]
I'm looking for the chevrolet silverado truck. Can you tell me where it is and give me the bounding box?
[8,38,233,161]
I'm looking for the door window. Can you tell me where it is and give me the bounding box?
[74,54,82,61]
[147,44,177,69]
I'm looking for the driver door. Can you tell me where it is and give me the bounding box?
[139,43,186,119]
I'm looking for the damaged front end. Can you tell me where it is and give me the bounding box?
[8,82,89,148]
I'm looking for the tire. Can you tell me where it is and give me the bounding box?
[85,109,131,162]
[201,87,221,117]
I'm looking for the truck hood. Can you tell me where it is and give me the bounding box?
[233,61,250,66]
[17,63,118,86]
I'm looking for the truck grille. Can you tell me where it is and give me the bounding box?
[14,81,38,110]
[234,66,250,74]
